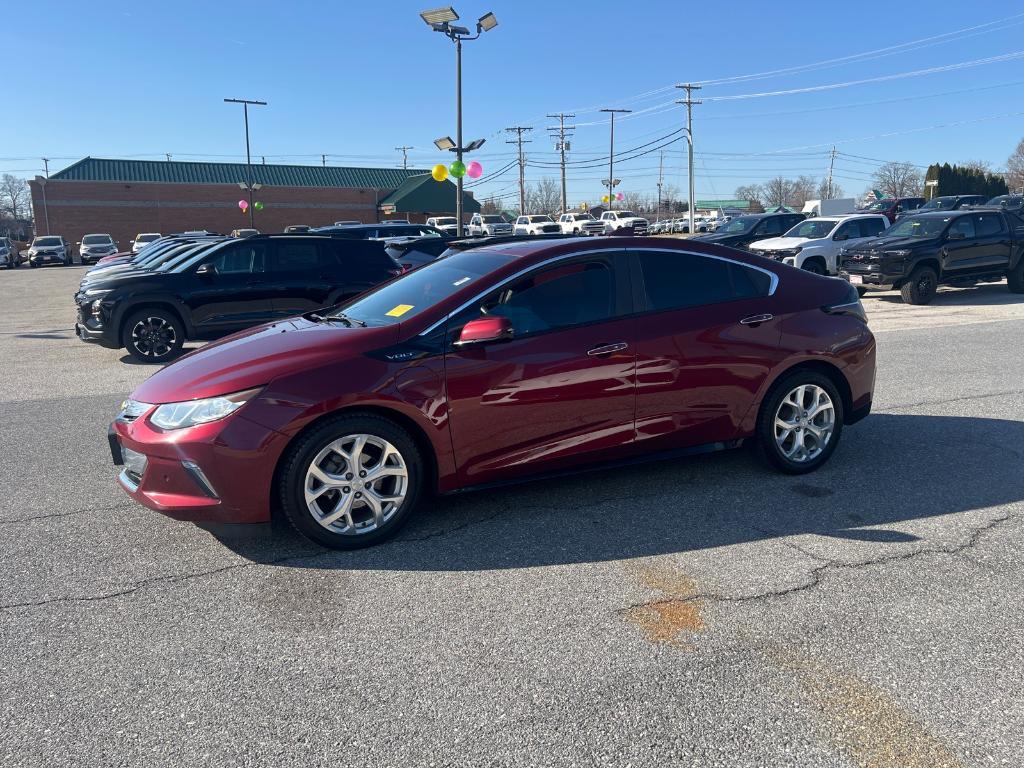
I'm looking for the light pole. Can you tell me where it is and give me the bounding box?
[599,108,630,211]
[224,97,267,228]
[420,7,497,233]
[34,176,50,235]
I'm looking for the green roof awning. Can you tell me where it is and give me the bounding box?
[377,173,480,214]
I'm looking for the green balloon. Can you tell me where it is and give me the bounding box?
[254,201,264,211]
[449,160,466,178]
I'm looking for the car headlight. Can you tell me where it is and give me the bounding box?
[793,246,803,255]
[149,387,261,430]
[885,249,913,258]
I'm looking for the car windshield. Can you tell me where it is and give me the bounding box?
[432,218,457,225]
[865,200,894,211]
[528,216,553,223]
[987,195,1023,207]
[83,235,113,244]
[136,233,160,242]
[919,196,956,210]
[885,216,953,238]
[783,220,837,239]
[330,250,516,327]
[34,237,62,247]
[617,211,637,218]
[481,215,504,223]
[719,216,759,233]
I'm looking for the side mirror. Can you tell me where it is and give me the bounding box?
[455,316,514,347]
[947,231,966,241]
[196,263,218,276]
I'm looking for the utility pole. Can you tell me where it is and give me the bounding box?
[42,158,49,178]
[322,154,327,167]
[674,83,701,234]
[395,146,414,170]
[826,145,836,199]
[546,112,575,214]
[223,97,267,228]
[166,153,172,162]
[656,150,664,222]
[505,126,533,213]
[599,108,631,211]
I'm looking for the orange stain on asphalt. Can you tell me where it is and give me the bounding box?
[623,565,705,647]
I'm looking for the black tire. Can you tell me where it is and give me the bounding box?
[1007,258,1024,294]
[28,261,36,268]
[755,370,844,475]
[276,413,424,550]
[122,308,184,364]
[801,258,827,275]
[900,265,938,305]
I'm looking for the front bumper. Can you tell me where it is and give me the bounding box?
[30,253,66,265]
[74,303,120,348]
[109,408,291,524]
[840,268,897,292]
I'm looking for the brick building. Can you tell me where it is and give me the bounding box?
[29,157,479,251]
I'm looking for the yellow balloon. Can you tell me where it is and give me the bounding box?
[432,164,448,182]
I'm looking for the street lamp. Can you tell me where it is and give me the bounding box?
[420,7,498,233]
[224,97,267,228]
[34,176,50,235]
[599,109,631,211]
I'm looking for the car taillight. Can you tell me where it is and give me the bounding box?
[822,285,868,324]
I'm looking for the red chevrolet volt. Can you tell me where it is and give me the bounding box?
[109,237,875,549]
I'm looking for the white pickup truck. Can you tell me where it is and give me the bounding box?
[600,210,649,235]
[467,213,513,236]
[426,216,461,236]
[558,212,604,235]
[748,214,889,275]
[513,215,561,236]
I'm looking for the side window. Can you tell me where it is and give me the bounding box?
[949,216,976,239]
[756,217,783,236]
[516,217,526,225]
[635,250,772,312]
[862,218,887,237]
[207,243,267,274]
[452,258,621,338]
[270,242,320,272]
[974,213,1005,237]
[331,241,394,280]
[833,221,858,240]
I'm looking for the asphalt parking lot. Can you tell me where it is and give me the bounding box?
[2,265,1023,767]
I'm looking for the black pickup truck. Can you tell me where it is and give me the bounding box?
[840,209,1024,304]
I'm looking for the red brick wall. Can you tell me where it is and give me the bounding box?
[28,180,442,256]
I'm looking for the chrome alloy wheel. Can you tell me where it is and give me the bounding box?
[774,384,835,463]
[130,316,177,358]
[304,434,409,535]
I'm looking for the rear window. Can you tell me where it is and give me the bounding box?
[634,250,771,312]
[331,250,515,327]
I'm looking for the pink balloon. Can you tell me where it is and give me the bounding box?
[238,199,249,210]
[466,161,483,179]
[616,192,624,201]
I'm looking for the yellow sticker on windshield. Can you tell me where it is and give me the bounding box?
[385,304,415,317]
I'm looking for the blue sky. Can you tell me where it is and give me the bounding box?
[6,0,1024,207]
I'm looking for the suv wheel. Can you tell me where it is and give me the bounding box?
[900,266,938,305]
[1007,258,1024,294]
[756,371,844,474]
[801,258,827,275]
[277,413,424,549]
[123,309,184,363]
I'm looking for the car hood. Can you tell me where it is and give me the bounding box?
[131,317,401,403]
[749,236,816,250]
[846,235,939,251]
[80,268,157,290]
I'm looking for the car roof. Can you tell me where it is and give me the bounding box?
[906,210,972,218]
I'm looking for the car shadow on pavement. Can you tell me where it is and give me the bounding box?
[869,283,1021,305]
[206,412,1024,571]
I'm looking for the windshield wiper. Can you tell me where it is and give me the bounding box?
[308,312,366,327]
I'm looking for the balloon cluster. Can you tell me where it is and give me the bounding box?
[238,200,265,212]
[432,160,484,182]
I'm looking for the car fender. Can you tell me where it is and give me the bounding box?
[111,294,196,342]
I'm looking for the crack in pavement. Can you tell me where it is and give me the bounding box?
[877,388,1024,414]
[0,501,135,525]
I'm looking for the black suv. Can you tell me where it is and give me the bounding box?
[841,210,1024,304]
[314,223,447,240]
[901,194,989,219]
[691,213,806,250]
[75,234,403,362]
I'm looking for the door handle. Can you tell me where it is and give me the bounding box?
[587,342,629,356]
[740,314,773,327]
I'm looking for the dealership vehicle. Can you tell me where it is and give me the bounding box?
[27,236,72,267]
[284,225,312,234]
[467,214,512,236]
[425,217,461,236]
[314,223,445,240]
[82,237,225,285]
[904,194,987,218]
[840,209,1024,304]
[750,215,889,275]
[383,235,454,271]
[692,213,805,250]
[671,216,710,234]
[131,233,162,253]
[77,234,404,362]
[333,220,360,226]
[0,236,22,269]
[108,236,875,550]
[801,198,857,218]
[77,234,119,265]
[230,228,260,238]
[981,194,1024,213]
[600,210,649,235]
[513,215,561,235]
[860,197,926,223]
[557,212,604,235]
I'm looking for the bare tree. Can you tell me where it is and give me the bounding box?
[621,190,651,213]
[816,177,844,200]
[790,175,818,208]
[962,159,992,173]
[734,184,764,206]
[524,178,561,215]
[480,197,503,215]
[872,162,922,198]
[1006,138,1024,192]
[0,175,29,220]
[761,177,795,208]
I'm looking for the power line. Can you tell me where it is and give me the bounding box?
[505,127,533,212]
[546,112,575,213]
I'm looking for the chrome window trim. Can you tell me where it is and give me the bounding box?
[418,245,779,338]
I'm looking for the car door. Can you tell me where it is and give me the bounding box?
[940,215,980,275]
[965,212,1012,272]
[444,250,637,486]
[185,240,278,335]
[629,247,786,452]
[746,216,784,248]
